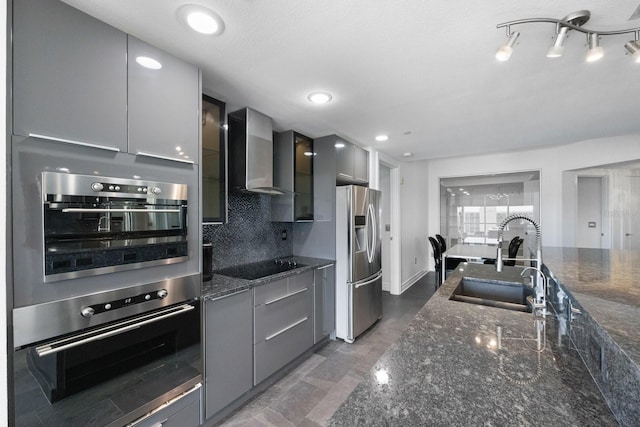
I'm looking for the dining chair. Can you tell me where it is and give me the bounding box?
[436,234,465,271]
[428,236,442,286]
[503,237,524,267]
[484,235,520,265]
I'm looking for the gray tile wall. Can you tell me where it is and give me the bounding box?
[203,192,293,270]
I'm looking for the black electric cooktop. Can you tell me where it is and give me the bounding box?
[214,259,306,280]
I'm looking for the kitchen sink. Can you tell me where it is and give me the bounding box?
[449,277,533,313]
[214,259,306,280]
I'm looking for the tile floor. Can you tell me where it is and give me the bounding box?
[219,273,438,426]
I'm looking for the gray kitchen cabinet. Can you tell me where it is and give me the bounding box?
[128,36,200,164]
[202,94,227,223]
[335,138,354,183]
[12,0,127,152]
[205,290,253,419]
[335,137,369,185]
[253,271,314,384]
[353,144,369,183]
[272,131,314,222]
[314,264,336,343]
[132,385,201,427]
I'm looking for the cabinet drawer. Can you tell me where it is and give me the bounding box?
[288,271,314,293]
[254,286,312,344]
[131,385,201,427]
[254,315,313,384]
[253,278,288,306]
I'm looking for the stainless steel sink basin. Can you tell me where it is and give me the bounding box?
[449,277,533,312]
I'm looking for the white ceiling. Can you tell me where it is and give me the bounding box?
[61,0,640,161]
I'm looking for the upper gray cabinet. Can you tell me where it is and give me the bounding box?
[12,0,127,152]
[335,138,369,185]
[202,95,227,223]
[272,131,314,222]
[128,36,200,164]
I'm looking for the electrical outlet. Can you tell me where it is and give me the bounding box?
[414,257,417,264]
[281,230,287,240]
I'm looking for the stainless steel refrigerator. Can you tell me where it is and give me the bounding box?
[335,185,382,343]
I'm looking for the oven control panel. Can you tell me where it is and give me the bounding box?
[90,181,162,196]
[80,289,169,317]
[42,171,187,200]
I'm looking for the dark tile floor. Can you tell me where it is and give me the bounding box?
[219,273,438,426]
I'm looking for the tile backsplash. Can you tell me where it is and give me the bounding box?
[203,192,293,270]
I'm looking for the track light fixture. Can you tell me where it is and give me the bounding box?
[495,10,640,63]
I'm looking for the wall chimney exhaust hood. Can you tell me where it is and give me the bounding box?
[228,108,285,195]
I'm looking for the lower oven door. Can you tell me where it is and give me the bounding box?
[13,301,202,427]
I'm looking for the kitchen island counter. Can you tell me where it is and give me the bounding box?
[328,262,618,426]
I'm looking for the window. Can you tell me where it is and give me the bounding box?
[440,171,540,246]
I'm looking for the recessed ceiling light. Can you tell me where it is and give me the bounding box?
[402,152,413,157]
[334,142,345,148]
[136,56,162,69]
[375,135,389,142]
[178,4,225,35]
[307,92,332,104]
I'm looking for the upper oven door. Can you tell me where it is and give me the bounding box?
[12,135,200,308]
[43,172,189,282]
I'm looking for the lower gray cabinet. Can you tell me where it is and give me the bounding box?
[254,272,314,385]
[205,290,253,419]
[314,264,336,343]
[134,385,201,427]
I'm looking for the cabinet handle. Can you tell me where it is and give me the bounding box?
[264,287,308,306]
[28,133,120,153]
[35,304,194,356]
[136,151,195,164]
[126,383,201,426]
[338,172,353,178]
[265,317,308,341]
[209,288,249,303]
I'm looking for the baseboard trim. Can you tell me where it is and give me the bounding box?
[400,270,428,294]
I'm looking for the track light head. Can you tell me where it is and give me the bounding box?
[625,40,640,63]
[547,26,570,58]
[586,33,604,62]
[496,31,520,62]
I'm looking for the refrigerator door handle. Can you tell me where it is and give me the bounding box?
[367,203,376,264]
[354,271,383,288]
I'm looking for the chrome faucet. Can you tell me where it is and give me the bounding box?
[520,266,549,317]
[495,214,542,273]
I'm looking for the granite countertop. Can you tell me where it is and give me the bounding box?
[202,256,334,300]
[328,263,617,426]
[542,247,640,365]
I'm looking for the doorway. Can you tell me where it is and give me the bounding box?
[375,152,401,295]
[576,176,606,248]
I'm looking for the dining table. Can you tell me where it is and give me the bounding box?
[441,243,500,284]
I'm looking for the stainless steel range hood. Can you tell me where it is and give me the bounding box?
[228,108,285,195]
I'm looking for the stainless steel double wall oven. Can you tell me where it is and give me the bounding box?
[11,136,202,426]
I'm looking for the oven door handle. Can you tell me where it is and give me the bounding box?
[60,208,182,213]
[34,304,195,357]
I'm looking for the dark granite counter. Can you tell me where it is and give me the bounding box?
[202,256,334,300]
[542,247,640,426]
[328,263,618,426]
[542,247,640,365]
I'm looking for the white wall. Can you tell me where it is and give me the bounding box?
[399,161,429,290]
[423,135,640,271]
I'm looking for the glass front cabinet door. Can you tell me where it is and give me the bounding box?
[202,95,227,223]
